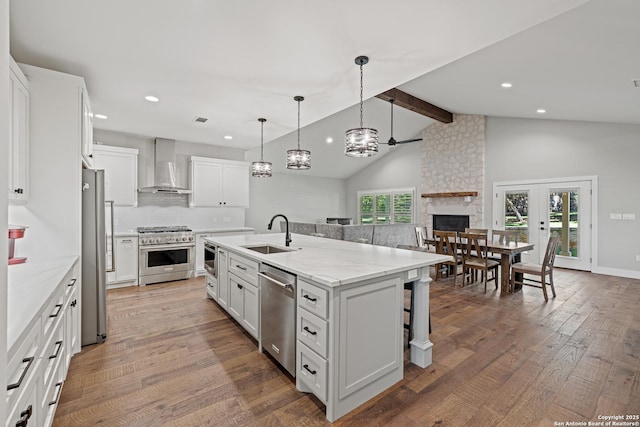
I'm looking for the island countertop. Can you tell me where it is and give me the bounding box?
[205,233,450,287]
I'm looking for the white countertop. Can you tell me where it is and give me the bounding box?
[205,233,450,287]
[193,227,255,234]
[7,255,78,353]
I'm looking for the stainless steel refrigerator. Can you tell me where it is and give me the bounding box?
[81,169,108,345]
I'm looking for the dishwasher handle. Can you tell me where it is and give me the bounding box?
[258,272,294,291]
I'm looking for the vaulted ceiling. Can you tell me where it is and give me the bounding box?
[10,0,639,179]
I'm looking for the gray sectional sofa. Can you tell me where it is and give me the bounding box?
[280,221,418,248]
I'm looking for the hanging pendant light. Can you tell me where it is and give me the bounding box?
[286,95,311,170]
[345,55,378,157]
[251,118,272,177]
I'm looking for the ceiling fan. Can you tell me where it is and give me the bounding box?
[380,99,423,146]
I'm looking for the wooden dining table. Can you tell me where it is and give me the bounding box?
[422,238,534,294]
[488,241,535,293]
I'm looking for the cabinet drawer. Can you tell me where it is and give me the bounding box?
[206,275,217,300]
[297,309,328,359]
[6,322,40,412]
[297,342,328,403]
[63,262,79,301]
[42,284,65,338]
[6,377,38,427]
[228,252,258,286]
[298,279,328,319]
[41,360,65,427]
[43,318,65,392]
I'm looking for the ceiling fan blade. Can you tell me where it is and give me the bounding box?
[395,138,423,144]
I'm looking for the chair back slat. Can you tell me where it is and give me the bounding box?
[459,232,489,265]
[415,226,429,248]
[465,227,488,234]
[543,236,560,269]
[434,230,457,256]
[492,229,518,245]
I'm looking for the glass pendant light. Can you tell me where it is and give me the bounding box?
[345,55,378,157]
[251,118,272,177]
[286,95,311,170]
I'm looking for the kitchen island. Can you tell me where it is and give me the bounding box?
[205,232,449,422]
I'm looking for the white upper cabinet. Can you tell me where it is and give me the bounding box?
[189,157,249,207]
[8,57,29,201]
[81,89,94,168]
[93,144,139,206]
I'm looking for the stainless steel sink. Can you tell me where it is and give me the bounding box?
[242,244,295,254]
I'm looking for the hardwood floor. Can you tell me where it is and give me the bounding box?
[53,269,640,426]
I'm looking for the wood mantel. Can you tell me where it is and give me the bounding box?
[421,191,478,198]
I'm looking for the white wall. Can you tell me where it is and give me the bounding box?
[1,0,10,420]
[246,172,347,233]
[485,117,640,275]
[93,129,248,232]
[345,142,422,223]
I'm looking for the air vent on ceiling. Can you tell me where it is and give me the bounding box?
[633,79,640,88]
[194,116,208,123]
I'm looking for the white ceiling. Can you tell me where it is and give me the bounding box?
[10,0,636,179]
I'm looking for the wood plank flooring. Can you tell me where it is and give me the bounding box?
[53,269,640,426]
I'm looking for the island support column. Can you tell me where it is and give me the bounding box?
[410,266,433,368]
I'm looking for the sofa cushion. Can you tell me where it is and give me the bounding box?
[343,224,374,244]
[316,223,344,240]
[372,224,418,248]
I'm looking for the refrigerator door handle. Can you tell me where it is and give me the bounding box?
[106,200,115,273]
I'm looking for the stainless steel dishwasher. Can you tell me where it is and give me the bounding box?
[259,263,297,377]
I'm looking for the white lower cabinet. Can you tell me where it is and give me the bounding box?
[208,249,259,339]
[205,273,217,300]
[6,259,81,427]
[107,236,138,287]
[297,342,328,403]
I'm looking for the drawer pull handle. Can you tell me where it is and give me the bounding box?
[49,340,63,360]
[49,304,63,318]
[68,278,77,287]
[49,382,63,406]
[16,404,32,427]
[303,294,317,302]
[303,326,317,336]
[7,357,34,391]
[237,283,243,290]
[235,264,247,271]
[303,364,317,375]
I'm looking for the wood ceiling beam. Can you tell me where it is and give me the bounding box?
[376,88,453,124]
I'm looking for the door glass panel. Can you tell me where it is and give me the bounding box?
[505,191,529,243]
[548,190,579,257]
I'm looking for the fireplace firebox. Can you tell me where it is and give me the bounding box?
[433,215,470,233]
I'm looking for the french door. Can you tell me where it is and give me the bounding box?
[493,178,593,271]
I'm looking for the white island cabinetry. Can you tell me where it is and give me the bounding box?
[189,157,250,207]
[204,233,449,422]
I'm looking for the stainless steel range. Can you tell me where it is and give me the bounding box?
[138,226,195,286]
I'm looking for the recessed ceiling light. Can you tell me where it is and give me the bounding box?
[94,114,108,120]
[145,95,160,102]
[501,82,513,88]
[224,135,233,140]
[536,109,547,114]
[326,137,333,144]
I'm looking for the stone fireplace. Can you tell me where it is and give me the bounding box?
[420,114,485,232]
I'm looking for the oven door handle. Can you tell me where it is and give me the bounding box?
[140,243,195,251]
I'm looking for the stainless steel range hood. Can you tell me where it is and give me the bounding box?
[138,138,191,194]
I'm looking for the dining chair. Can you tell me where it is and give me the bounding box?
[433,230,462,286]
[415,226,434,251]
[459,232,500,292]
[491,229,518,245]
[510,236,560,301]
[465,227,489,234]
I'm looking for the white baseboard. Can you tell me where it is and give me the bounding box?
[592,266,640,280]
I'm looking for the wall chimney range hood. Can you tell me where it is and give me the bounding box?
[138,138,191,194]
